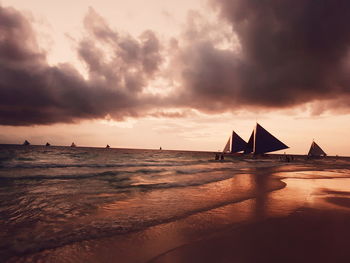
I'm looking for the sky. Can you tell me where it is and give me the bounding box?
[1,0,350,155]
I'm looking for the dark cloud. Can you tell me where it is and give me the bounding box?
[171,0,350,112]
[0,6,163,125]
[2,1,350,126]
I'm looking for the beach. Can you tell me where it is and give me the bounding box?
[2,0,350,262]
[1,145,350,262]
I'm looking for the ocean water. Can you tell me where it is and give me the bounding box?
[0,145,277,259]
[1,145,349,262]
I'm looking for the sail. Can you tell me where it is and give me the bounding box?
[231,131,247,153]
[308,141,326,156]
[254,123,289,154]
[244,131,254,154]
[223,137,231,152]
[244,123,288,154]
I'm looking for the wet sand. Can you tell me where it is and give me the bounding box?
[150,161,350,263]
[8,160,350,263]
[151,207,350,263]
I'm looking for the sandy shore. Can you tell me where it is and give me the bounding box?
[151,207,350,263]
[8,160,350,263]
[149,161,350,263]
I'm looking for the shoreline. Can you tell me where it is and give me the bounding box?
[6,171,286,262]
[5,162,350,263]
[150,167,350,263]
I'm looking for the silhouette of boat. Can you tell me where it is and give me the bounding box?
[223,131,247,153]
[23,140,30,146]
[70,142,76,147]
[106,144,110,148]
[244,123,289,155]
[159,147,162,150]
[45,142,51,146]
[308,140,326,157]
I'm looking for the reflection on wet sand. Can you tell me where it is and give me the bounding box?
[150,168,350,263]
[251,166,274,220]
[152,208,350,263]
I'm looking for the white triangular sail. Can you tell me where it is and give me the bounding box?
[223,137,231,152]
[308,141,326,156]
[244,123,289,154]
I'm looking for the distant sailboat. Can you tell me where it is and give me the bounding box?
[244,123,289,154]
[223,131,247,153]
[106,144,110,148]
[160,147,162,150]
[23,140,30,146]
[70,142,76,147]
[308,141,326,157]
[45,142,51,146]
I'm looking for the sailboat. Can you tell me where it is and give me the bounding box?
[45,142,51,146]
[308,141,326,157]
[244,123,289,155]
[106,144,110,148]
[223,131,247,153]
[23,140,30,146]
[70,142,76,147]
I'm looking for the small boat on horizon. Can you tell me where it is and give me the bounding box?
[45,142,51,147]
[106,144,110,148]
[23,140,30,146]
[70,142,76,147]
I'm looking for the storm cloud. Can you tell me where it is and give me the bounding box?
[1,1,350,126]
[0,6,163,125]
[171,0,350,112]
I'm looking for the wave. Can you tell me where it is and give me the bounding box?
[0,160,213,169]
[1,177,286,261]
[122,174,235,190]
[15,157,36,161]
[0,166,244,188]
[174,167,237,175]
[0,169,166,181]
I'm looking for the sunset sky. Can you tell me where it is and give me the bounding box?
[1,0,350,155]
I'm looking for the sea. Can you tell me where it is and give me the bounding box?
[1,144,350,262]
